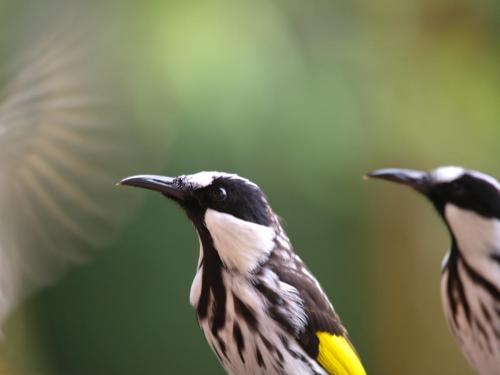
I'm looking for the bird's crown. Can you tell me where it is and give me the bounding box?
[431,166,500,191]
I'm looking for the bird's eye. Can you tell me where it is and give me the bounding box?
[210,187,227,202]
[451,181,465,196]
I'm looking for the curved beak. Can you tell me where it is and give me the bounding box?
[366,168,429,194]
[118,175,186,201]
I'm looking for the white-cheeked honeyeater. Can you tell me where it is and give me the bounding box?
[369,166,500,375]
[120,172,366,375]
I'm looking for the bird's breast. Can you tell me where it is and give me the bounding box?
[190,269,326,374]
[441,259,500,375]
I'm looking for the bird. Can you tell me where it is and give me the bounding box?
[368,166,500,375]
[119,171,367,375]
[0,12,167,372]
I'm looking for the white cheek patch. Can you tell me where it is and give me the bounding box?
[445,204,500,258]
[204,209,275,273]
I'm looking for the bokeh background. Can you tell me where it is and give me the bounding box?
[1,0,500,374]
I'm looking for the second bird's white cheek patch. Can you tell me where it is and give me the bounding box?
[445,203,500,257]
[204,209,275,273]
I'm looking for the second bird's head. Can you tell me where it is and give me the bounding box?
[368,166,500,218]
[368,166,500,247]
[118,172,280,272]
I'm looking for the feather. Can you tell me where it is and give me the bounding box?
[316,332,366,375]
[0,26,165,328]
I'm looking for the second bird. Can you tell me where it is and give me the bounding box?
[120,171,366,375]
[369,166,500,375]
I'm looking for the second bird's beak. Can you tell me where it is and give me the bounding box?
[118,175,186,202]
[367,168,429,194]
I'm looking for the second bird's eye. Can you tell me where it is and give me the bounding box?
[210,187,227,202]
[451,181,466,196]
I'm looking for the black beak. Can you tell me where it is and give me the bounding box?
[118,175,186,201]
[366,168,429,194]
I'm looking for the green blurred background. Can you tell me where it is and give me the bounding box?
[1,0,500,374]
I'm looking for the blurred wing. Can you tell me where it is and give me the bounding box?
[0,32,163,324]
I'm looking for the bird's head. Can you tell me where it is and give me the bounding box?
[368,166,500,218]
[368,166,500,256]
[119,171,279,272]
[119,171,273,225]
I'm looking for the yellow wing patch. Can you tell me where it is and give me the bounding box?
[316,332,366,375]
